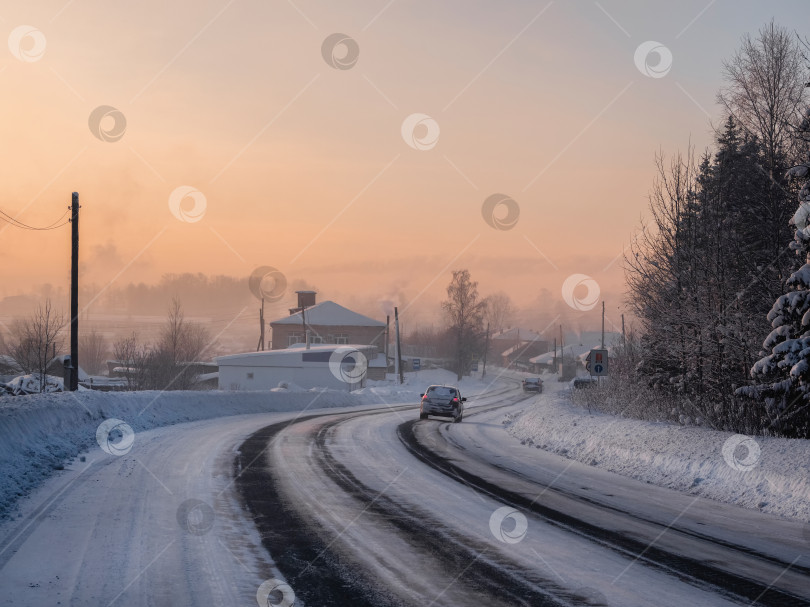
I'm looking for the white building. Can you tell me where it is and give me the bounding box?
[216,344,376,391]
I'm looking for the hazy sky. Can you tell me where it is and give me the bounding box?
[1,0,807,332]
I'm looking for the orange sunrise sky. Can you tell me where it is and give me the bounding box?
[1,0,807,343]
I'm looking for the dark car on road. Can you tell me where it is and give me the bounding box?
[522,378,544,393]
[419,385,466,422]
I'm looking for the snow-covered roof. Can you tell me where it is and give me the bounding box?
[47,355,89,381]
[270,300,385,328]
[216,344,377,367]
[501,343,542,357]
[0,355,23,373]
[491,328,544,342]
[530,343,595,365]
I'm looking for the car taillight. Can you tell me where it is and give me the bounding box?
[452,397,459,403]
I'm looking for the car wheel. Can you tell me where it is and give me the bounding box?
[453,412,463,423]
[420,412,428,420]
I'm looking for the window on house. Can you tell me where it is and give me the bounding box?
[288,334,304,346]
[335,333,349,344]
[310,335,323,344]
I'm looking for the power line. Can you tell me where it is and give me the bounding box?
[0,206,70,231]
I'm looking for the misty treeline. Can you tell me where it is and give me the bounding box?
[0,297,213,390]
[621,22,810,436]
[0,273,252,318]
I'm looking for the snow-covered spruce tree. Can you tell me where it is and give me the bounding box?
[738,110,810,437]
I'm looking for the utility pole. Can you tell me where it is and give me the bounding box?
[394,307,403,384]
[69,192,79,391]
[621,313,626,349]
[601,301,605,349]
[257,297,265,351]
[552,337,557,371]
[301,304,309,349]
[385,315,390,368]
[481,322,490,379]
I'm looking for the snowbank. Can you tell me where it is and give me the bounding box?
[505,383,810,521]
[0,382,408,519]
[0,368,491,519]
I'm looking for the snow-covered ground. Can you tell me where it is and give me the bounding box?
[505,375,810,522]
[0,369,489,519]
[1,367,807,604]
[5,364,806,527]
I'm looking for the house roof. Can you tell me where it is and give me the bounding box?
[216,344,377,366]
[270,300,385,327]
[491,327,544,342]
[47,355,89,381]
[530,343,596,364]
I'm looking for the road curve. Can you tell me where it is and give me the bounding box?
[1,382,807,606]
[237,384,809,606]
[0,412,296,606]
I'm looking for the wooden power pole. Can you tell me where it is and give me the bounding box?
[601,300,605,349]
[257,297,265,351]
[481,322,490,379]
[394,307,403,384]
[69,192,79,391]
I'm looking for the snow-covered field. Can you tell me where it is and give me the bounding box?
[0,369,491,519]
[505,375,810,522]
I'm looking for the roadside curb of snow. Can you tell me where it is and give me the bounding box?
[0,368,498,520]
[0,389,373,519]
[505,390,810,521]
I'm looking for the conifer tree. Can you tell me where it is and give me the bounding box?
[739,110,810,436]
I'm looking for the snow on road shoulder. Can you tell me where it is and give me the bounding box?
[0,368,507,520]
[505,382,810,522]
[0,383,411,520]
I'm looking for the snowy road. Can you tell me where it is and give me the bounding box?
[0,412,292,606]
[242,384,810,606]
[0,381,808,606]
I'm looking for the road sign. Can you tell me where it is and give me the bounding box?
[412,358,421,371]
[587,349,608,376]
[471,361,478,371]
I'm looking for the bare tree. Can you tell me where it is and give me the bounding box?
[112,333,151,390]
[160,298,210,362]
[718,20,808,173]
[79,329,109,376]
[483,292,514,335]
[149,298,212,390]
[6,300,66,391]
[442,270,486,380]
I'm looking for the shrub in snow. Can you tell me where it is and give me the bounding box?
[5,374,64,395]
[738,109,810,437]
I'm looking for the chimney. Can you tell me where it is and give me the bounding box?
[289,290,317,315]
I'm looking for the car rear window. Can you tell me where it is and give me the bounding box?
[428,386,457,397]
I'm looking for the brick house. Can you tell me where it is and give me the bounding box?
[269,300,386,350]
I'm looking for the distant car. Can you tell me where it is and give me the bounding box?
[522,378,544,393]
[419,385,466,422]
